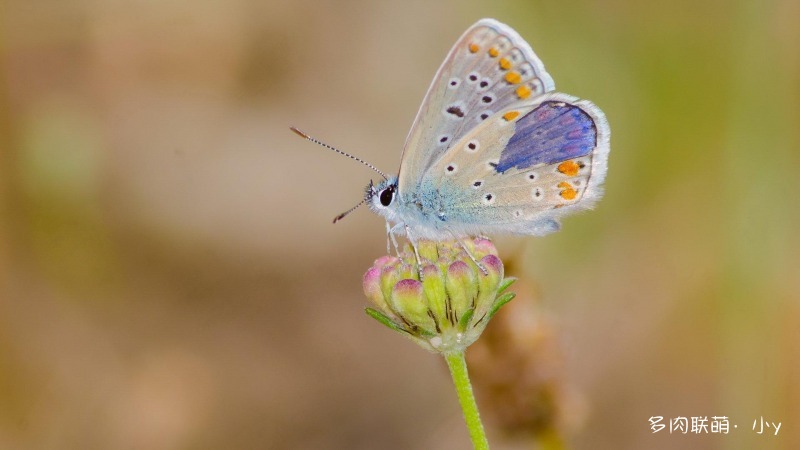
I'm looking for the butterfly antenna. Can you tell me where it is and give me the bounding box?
[333,180,375,223]
[290,126,388,180]
[333,197,368,223]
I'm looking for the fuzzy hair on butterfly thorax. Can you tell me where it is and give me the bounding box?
[367,18,609,241]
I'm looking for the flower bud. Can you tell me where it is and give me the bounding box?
[362,238,515,353]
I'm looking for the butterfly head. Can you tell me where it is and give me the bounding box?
[367,176,400,220]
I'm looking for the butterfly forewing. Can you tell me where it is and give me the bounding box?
[423,93,610,236]
[398,19,555,195]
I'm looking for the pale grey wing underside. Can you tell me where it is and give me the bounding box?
[397,19,555,194]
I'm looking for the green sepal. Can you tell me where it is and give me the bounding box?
[366,308,437,352]
[457,308,475,331]
[414,325,438,338]
[487,292,516,319]
[497,277,517,295]
[365,307,407,334]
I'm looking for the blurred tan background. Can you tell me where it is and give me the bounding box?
[1,0,799,449]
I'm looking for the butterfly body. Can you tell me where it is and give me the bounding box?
[363,19,609,241]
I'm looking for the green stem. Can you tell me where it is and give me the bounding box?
[445,351,489,450]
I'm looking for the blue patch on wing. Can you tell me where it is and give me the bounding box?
[496,101,597,173]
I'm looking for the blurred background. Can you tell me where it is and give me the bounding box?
[1,0,798,449]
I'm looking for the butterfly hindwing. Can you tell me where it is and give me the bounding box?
[422,92,610,236]
[397,19,555,195]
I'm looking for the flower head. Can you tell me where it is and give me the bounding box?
[363,238,515,353]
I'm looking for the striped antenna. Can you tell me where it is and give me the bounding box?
[290,126,388,180]
[332,197,367,223]
[333,180,375,223]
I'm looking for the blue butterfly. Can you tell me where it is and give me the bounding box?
[295,18,609,245]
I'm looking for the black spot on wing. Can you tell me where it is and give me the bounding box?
[446,106,465,118]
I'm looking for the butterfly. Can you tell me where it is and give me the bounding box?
[294,18,609,245]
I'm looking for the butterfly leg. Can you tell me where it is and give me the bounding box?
[403,224,424,279]
[448,231,488,276]
[385,221,401,255]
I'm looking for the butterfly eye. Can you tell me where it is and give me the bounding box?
[379,185,396,207]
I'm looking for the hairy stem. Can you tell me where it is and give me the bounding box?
[445,351,489,449]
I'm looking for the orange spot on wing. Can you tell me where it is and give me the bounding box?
[502,111,520,121]
[498,57,512,70]
[558,182,577,200]
[557,160,580,176]
[516,85,532,99]
[469,43,480,53]
[504,71,521,84]
[488,47,499,57]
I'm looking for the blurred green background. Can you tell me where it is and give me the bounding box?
[1,0,798,449]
